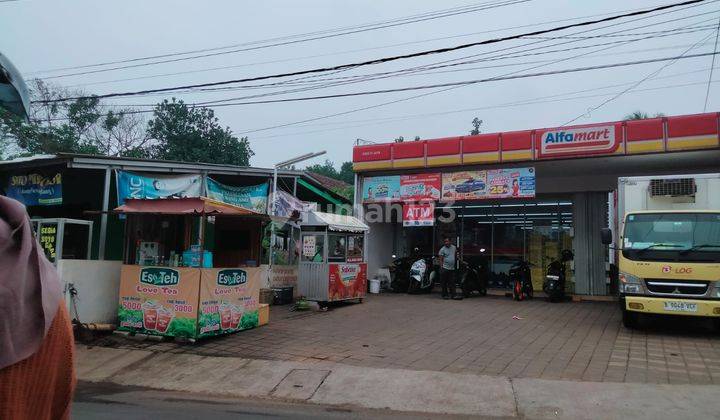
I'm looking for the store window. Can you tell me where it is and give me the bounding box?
[442,200,574,290]
[301,234,325,263]
[347,234,365,262]
[328,234,347,262]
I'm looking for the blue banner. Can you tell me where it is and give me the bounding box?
[5,173,62,206]
[116,170,202,205]
[362,176,401,202]
[206,178,268,213]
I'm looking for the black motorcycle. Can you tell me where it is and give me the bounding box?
[460,256,488,297]
[389,255,413,293]
[543,249,574,302]
[509,259,533,301]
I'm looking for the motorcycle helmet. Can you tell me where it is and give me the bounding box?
[561,249,574,262]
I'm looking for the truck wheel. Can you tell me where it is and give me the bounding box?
[622,309,639,329]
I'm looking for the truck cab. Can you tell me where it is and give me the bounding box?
[613,211,720,328]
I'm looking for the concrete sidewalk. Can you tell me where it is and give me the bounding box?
[76,346,720,419]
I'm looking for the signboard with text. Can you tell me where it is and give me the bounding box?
[441,168,535,201]
[402,203,435,227]
[400,173,441,201]
[206,178,268,213]
[537,124,620,158]
[6,173,62,206]
[362,176,401,202]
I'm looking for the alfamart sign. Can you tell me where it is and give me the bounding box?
[538,125,618,158]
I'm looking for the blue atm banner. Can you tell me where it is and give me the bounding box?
[6,173,63,206]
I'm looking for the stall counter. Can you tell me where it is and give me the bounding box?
[118,264,262,339]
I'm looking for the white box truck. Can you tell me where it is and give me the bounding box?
[603,174,720,328]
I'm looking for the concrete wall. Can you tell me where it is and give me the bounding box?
[366,216,396,279]
[57,259,122,324]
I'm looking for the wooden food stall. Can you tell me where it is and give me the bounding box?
[298,211,369,308]
[115,197,268,341]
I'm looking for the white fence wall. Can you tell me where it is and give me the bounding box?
[57,259,122,325]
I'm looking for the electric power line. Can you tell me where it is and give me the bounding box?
[703,16,720,110]
[36,0,710,104]
[561,31,716,125]
[33,0,529,79]
[59,2,684,89]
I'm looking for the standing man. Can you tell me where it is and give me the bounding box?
[438,236,458,300]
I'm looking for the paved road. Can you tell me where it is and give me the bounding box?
[91,293,720,384]
[72,382,473,420]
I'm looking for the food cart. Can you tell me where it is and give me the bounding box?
[298,211,369,308]
[115,197,267,341]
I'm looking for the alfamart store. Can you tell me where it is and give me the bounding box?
[352,112,720,296]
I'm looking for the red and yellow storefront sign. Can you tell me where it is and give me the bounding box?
[352,112,720,172]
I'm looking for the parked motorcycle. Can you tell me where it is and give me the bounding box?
[460,255,488,297]
[389,255,413,293]
[543,249,574,302]
[408,256,436,294]
[509,259,533,301]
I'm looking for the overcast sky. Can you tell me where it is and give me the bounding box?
[2,0,718,168]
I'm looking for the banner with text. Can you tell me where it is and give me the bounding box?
[6,172,62,206]
[400,173,441,201]
[206,178,268,213]
[402,202,435,227]
[441,167,535,201]
[362,176,401,202]
[116,170,202,205]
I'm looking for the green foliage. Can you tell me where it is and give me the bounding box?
[623,111,665,120]
[147,98,254,166]
[306,159,354,184]
[470,117,483,135]
[338,161,354,184]
[0,80,151,159]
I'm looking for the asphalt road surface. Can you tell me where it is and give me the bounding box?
[72,382,474,420]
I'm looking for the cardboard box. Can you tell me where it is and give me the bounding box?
[259,303,269,326]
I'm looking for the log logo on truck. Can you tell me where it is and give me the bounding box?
[539,125,617,157]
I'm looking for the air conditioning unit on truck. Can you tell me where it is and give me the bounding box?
[601,174,720,329]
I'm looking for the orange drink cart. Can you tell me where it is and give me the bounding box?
[298,211,369,309]
[115,197,267,341]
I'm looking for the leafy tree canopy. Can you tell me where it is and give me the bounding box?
[147,98,253,166]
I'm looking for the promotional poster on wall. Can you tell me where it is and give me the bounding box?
[362,176,401,202]
[441,168,535,201]
[400,173,441,201]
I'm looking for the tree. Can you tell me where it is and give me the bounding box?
[147,98,253,165]
[338,161,354,184]
[305,159,340,179]
[1,80,152,158]
[470,117,483,135]
[623,111,665,120]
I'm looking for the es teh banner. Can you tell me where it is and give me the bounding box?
[6,172,62,206]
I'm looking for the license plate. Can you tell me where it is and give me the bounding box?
[663,301,698,313]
